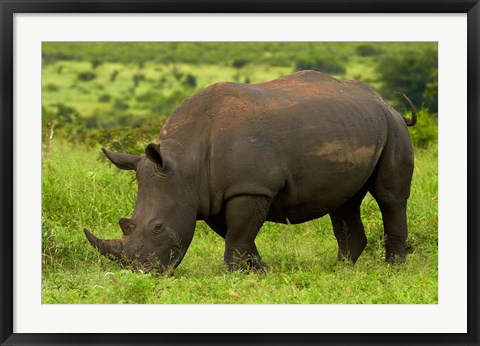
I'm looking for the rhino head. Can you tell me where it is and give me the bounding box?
[84,144,197,274]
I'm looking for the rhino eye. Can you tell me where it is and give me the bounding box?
[152,223,164,235]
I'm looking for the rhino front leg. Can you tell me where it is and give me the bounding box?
[223,195,270,271]
[204,215,264,266]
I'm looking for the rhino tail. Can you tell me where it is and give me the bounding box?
[395,92,417,127]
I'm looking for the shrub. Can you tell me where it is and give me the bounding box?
[91,59,102,69]
[113,99,129,111]
[376,47,437,113]
[43,104,87,144]
[232,71,241,82]
[423,69,438,115]
[52,103,80,124]
[356,44,382,57]
[45,83,60,92]
[98,94,112,103]
[90,127,145,155]
[183,73,197,88]
[86,118,164,157]
[408,108,438,148]
[151,89,191,116]
[232,58,249,68]
[133,73,146,87]
[295,56,345,75]
[171,66,183,81]
[77,86,90,94]
[84,110,155,129]
[136,91,161,104]
[77,71,97,81]
[110,70,119,82]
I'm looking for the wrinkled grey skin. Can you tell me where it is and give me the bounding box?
[84,70,416,273]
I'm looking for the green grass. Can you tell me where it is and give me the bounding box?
[42,142,437,304]
[42,42,437,304]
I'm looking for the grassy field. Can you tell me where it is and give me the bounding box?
[42,142,437,304]
[42,42,438,304]
[43,42,436,128]
[42,61,293,120]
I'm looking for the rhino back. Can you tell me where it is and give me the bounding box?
[162,71,393,221]
[204,71,390,220]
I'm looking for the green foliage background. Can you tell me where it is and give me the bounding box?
[42,42,438,304]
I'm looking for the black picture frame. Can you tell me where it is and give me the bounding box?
[1,1,478,345]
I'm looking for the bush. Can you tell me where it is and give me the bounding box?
[151,89,191,116]
[136,91,161,104]
[90,127,145,155]
[110,70,119,82]
[356,44,382,57]
[77,71,97,81]
[232,58,249,68]
[83,110,158,129]
[45,83,60,92]
[295,56,345,75]
[98,94,112,103]
[91,59,102,69]
[408,108,437,148]
[376,47,437,113]
[51,103,80,124]
[113,99,129,111]
[133,73,146,87]
[423,68,438,115]
[183,73,197,88]
[232,71,242,82]
[171,66,183,81]
[42,104,87,144]
[85,118,164,157]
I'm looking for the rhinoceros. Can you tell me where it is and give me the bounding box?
[84,70,416,273]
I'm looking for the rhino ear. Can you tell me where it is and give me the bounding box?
[102,148,141,171]
[145,143,170,173]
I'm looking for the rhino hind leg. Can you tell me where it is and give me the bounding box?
[329,188,368,264]
[376,199,409,263]
[369,130,414,263]
[223,195,270,272]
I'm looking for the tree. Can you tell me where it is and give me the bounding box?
[376,47,438,113]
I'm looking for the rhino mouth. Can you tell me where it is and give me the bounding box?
[84,228,171,274]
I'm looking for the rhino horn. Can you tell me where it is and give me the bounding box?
[84,228,124,260]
